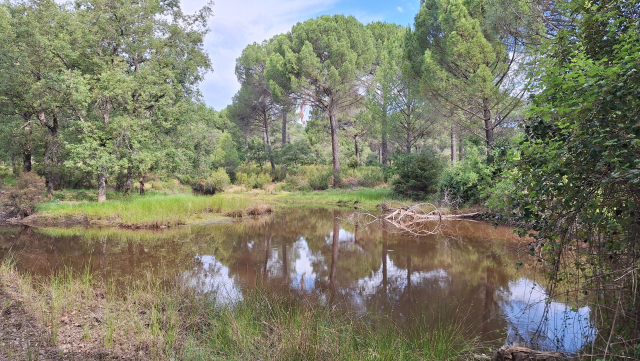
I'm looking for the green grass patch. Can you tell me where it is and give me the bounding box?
[274,187,403,208]
[37,193,252,227]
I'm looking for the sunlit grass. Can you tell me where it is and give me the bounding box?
[37,193,253,227]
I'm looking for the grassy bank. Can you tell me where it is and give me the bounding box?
[0,257,483,360]
[28,187,401,228]
[35,193,256,227]
[273,187,401,208]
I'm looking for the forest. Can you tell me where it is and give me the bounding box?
[0,0,639,359]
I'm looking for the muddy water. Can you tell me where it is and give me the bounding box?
[0,208,594,353]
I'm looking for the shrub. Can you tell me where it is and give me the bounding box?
[192,168,230,195]
[391,149,444,200]
[308,171,333,190]
[235,172,256,188]
[484,177,515,213]
[358,167,384,188]
[438,145,493,206]
[5,172,46,217]
[255,173,272,189]
[347,156,359,169]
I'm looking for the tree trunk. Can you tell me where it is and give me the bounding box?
[40,112,60,197]
[139,175,145,195]
[483,98,494,159]
[381,104,388,165]
[281,108,287,175]
[354,135,360,164]
[125,168,133,194]
[406,130,412,154]
[22,113,32,173]
[98,166,107,203]
[329,111,341,188]
[451,124,458,166]
[263,116,276,172]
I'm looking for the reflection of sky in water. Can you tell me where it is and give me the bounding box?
[501,278,594,353]
[357,256,450,296]
[181,254,243,305]
[326,229,355,244]
[292,237,319,290]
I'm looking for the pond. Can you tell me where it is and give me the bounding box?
[0,207,594,353]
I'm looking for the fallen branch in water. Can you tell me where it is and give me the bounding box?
[348,203,485,236]
[382,203,444,236]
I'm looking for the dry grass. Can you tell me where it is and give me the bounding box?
[245,204,274,216]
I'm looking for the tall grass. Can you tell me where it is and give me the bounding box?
[0,257,483,360]
[37,194,253,227]
[276,187,402,208]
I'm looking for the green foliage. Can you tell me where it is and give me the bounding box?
[513,0,640,352]
[391,149,444,200]
[4,172,46,217]
[234,162,272,189]
[254,173,272,189]
[192,168,230,195]
[439,145,494,207]
[273,139,317,168]
[308,170,333,191]
[347,156,359,169]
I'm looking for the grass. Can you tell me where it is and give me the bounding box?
[37,193,255,227]
[32,187,403,227]
[273,187,403,208]
[0,257,484,360]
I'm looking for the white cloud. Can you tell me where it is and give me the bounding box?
[180,0,340,110]
[397,6,404,13]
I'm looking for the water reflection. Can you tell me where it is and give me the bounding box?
[502,278,594,352]
[181,254,243,305]
[0,208,593,353]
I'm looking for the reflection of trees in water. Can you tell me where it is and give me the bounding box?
[0,208,594,353]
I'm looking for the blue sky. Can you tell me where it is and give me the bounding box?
[179,0,421,110]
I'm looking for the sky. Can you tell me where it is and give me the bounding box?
[179,0,421,111]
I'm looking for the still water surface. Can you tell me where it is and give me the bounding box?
[0,208,593,352]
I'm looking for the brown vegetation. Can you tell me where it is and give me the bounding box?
[4,172,46,218]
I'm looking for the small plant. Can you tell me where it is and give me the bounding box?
[5,171,46,217]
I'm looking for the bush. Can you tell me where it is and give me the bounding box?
[438,145,494,206]
[235,172,256,188]
[391,149,444,200]
[347,156,359,169]
[192,168,230,195]
[255,173,272,189]
[358,167,384,188]
[308,171,333,190]
[5,172,46,217]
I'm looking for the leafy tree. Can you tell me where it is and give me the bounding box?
[276,15,376,187]
[366,22,404,165]
[515,1,640,356]
[407,0,528,157]
[66,0,212,201]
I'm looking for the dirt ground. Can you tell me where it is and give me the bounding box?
[0,282,139,360]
